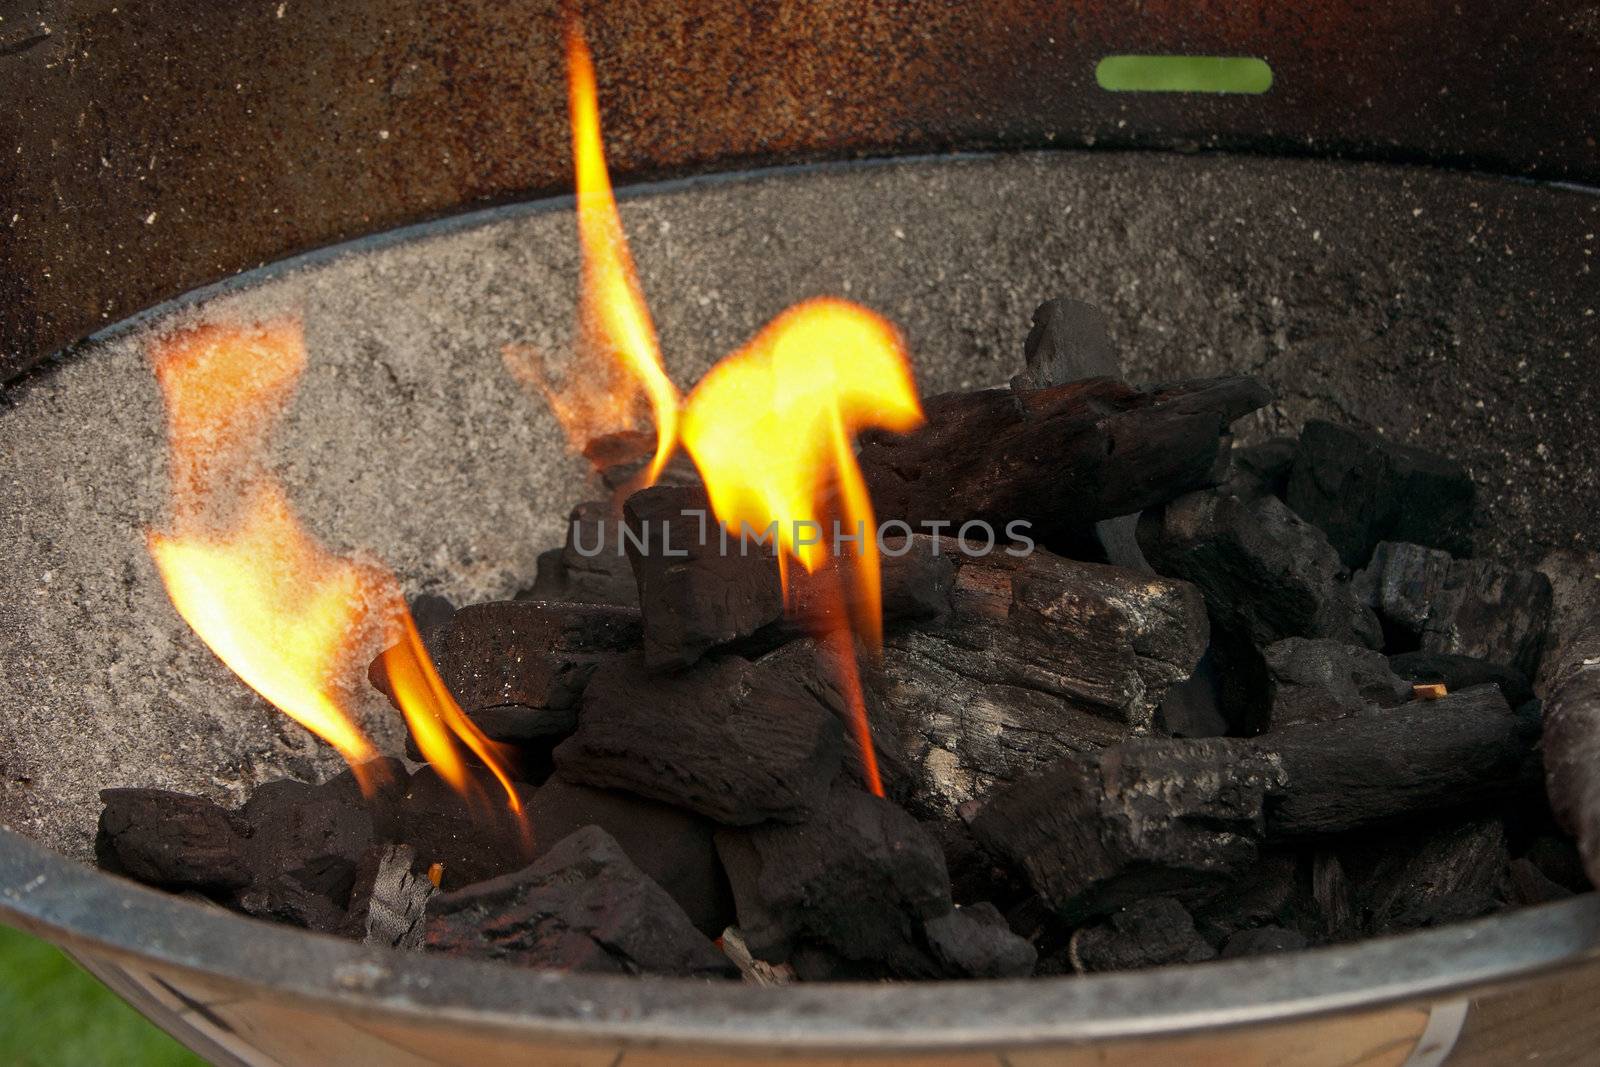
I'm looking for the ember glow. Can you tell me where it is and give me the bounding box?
[147,322,522,812]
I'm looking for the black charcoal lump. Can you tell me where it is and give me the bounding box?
[1356,541,1551,677]
[714,785,953,975]
[1070,898,1216,972]
[971,739,1286,922]
[1139,488,1382,652]
[525,775,733,937]
[425,825,734,978]
[1264,637,1411,728]
[1010,298,1117,391]
[1285,420,1474,568]
[554,651,844,825]
[97,789,251,891]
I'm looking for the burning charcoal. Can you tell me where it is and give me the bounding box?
[714,785,953,974]
[783,535,957,637]
[1068,898,1216,973]
[425,825,734,978]
[1350,819,1508,932]
[1220,926,1307,958]
[1503,858,1575,907]
[759,637,916,805]
[399,599,643,761]
[1138,485,1382,734]
[877,547,1209,821]
[922,902,1038,979]
[554,651,844,825]
[397,766,536,890]
[1355,541,1551,677]
[1260,685,1539,838]
[1009,298,1116,391]
[347,843,435,949]
[584,428,701,491]
[97,789,251,891]
[622,484,784,669]
[857,375,1272,542]
[1284,420,1475,568]
[436,601,640,714]
[525,775,734,937]
[970,739,1285,922]
[1388,650,1533,708]
[1226,437,1298,502]
[1264,637,1411,728]
[1155,649,1229,737]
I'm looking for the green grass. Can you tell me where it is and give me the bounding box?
[0,923,207,1067]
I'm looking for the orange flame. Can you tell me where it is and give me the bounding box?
[147,322,522,813]
[507,23,681,484]
[681,300,925,794]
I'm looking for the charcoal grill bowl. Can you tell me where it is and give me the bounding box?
[4,3,1600,1064]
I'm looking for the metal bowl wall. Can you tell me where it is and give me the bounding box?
[4,4,1600,1065]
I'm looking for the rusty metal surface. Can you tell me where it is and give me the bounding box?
[3,0,1598,383]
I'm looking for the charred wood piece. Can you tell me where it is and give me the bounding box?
[1139,487,1382,653]
[1349,819,1508,933]
[1226,437,1298,503]
[395,766,536,891]
[1264,637,1411,729]
[1356,541,1551,677]
[425,825,734,978]
[922,902,1038,979]
[971,739,1284,922]
[857,375,1271,542]
[1259,685,1538,838]
[554,651,844,825]
[875,547,1208,820]
[1538,570,1600,885]
[974,686,1535,919]
[538,499,644,607]
[1285,420,1475,568]
[623,484,783,669]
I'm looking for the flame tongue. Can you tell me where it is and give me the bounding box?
[506,24,681,485]
[147,322,523,812]
[681,299,925,795]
